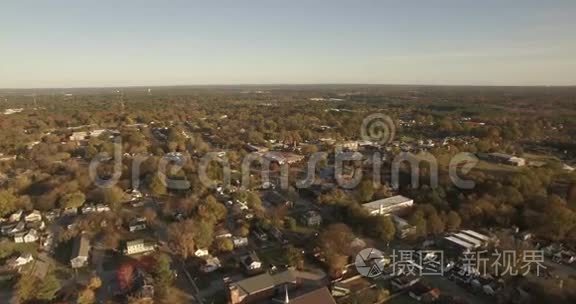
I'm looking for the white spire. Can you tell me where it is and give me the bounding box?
[284,284,290,303]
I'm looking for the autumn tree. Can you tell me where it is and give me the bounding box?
[0,189,18,217]
[318,224,356,278]
[445,211,462,231]
[214,238,234,253]
[59,191,86,209]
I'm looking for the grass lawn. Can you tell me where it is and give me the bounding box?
[385,294,420,304]
[256,246,288,266]
[0,242,38,260]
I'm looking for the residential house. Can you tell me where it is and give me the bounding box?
[9,210,23,222]
[44,209,61,221]
[232,236,249,248]
[69,131,89,141]
[200,256,222,273]
[23,210,42,222]
[95,204,110,212]
[287,287,337,304]
[9,253,34,269]
[128,189,143,201]
[215,227,233,239]
[14,229,38,243]
[70,235,91,268]
[28,259,50,279]
[264,191,294,208]
[128,217,147,232]
[362,195,414,216]
[25,220,45,231]
[262,151,304,165]
[81,205,96,214]
[194,248,210,257]
[340,141,359,151]
[245,144,269,153]
[478,152,526,167]
[391,215,416,239]
[1,220,25,236]
[62,207,78,216]
[240,252,263,273]
[300,210,322,227]
[124,239,156,255]
[552,251,576,264]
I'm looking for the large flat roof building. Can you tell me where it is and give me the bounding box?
[362,195,414,216]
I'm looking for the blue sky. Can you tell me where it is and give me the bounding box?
[1,0,575,88]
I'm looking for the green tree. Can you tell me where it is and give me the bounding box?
[167,220,196,259]
[198,195,227,224]
[101,186,125,206]
[15,272,61,302]
[149,174,167,196]
[246,191,263,210]
[367,216,396,242]
[427,212,445,235]
[358,180,375,203]
[152,253,174,298]
[445,211,462,231]
[192,220,214,249]
[286,245,305,269]
[214,238,234,253]
[0,189,18,217]
[59,191,86,209]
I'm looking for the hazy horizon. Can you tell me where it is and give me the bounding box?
[2,1,575,88]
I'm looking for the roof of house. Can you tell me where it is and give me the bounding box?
[290,287,337,304]
[230,269,298,298]
[126,239,154,247]
[362,195,413,212]
[460,230,490,242]
[452,233,483,247]
[232,273,275,296]
[264,191,290,205]
[444,236,475,249]
[29,259,50,279]
[72,235,90,258]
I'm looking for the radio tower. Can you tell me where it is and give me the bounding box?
[116,89,125,113]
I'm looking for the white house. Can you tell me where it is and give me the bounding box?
[240,253,262,271]
[9,253,34,269]
[9,210,23,222]
[14,229,38,243]
[70,235,90,268]
[95,204,110,212]
[232,236,249,248]
[340,141,359,151]
[124,239,156,255]
[194,248,210,257]
[24,210,42,222]
[200,256,222,273]
[69,131,89,141]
